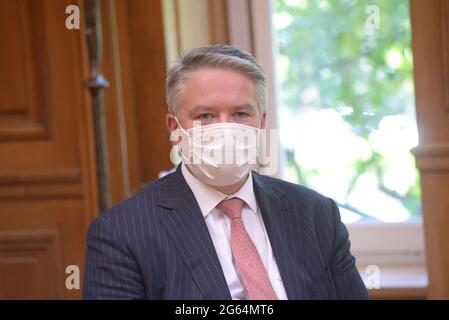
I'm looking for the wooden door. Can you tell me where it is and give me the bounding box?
[0,0,97,299]
[0,0,171,299]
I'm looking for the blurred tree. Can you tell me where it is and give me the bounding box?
[275,0,421,220]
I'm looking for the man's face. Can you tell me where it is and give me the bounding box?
[166,68,266,133]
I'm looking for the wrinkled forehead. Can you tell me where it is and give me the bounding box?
[177,68,258,111]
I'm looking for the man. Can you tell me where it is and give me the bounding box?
[83,45,368,300]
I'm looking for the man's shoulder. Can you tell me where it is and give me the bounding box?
[96,170,176,224]
[254,173,340,236]
[253,172,331,205]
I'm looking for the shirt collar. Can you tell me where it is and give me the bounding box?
[181,164,258,218]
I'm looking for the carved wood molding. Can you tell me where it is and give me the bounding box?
[0,228,64,299]
[0,0,52,141]
[0,168,82,199]
[412,143,449,172]
[0,228,61,249]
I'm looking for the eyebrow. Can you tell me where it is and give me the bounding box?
[233,104,257,112]
[188,106,215,116]
[188,104,257,116]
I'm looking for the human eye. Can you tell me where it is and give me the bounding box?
[195,113,214,120]
[233,112,250,119]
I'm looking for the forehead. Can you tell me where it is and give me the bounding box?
[184,67,254,89]
[180,68,257,106]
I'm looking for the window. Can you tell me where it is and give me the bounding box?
[226,0,427,289]
[274,0,419,224]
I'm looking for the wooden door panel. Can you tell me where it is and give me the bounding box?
[0,0,52,140]
[0,229,63,299]
[0,0,92,299]
[0,0,171,299]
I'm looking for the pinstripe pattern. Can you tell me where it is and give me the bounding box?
[83,164,369,300]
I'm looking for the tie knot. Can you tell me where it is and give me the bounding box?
[217,198,245,220]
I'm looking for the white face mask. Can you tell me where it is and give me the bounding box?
[175,119,260,187]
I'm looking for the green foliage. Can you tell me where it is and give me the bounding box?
[275,0,421,220]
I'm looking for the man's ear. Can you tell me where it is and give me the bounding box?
[166,114,178,134]
[167,114,182,145]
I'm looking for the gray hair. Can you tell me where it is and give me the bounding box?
[166,44,267,116]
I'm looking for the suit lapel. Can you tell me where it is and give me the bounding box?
[158,165,231,299]
[157,166,314,300]
[252,173,314,299]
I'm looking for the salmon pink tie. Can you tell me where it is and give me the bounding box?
[218,197,278,300]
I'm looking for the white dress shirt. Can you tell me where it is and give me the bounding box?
[181,164,288,300]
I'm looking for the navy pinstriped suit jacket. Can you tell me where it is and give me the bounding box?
[83,165,368,300]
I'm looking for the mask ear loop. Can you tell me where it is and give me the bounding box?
[171,117,188,165]
[175,116,201,165]
[174,117,189,135]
